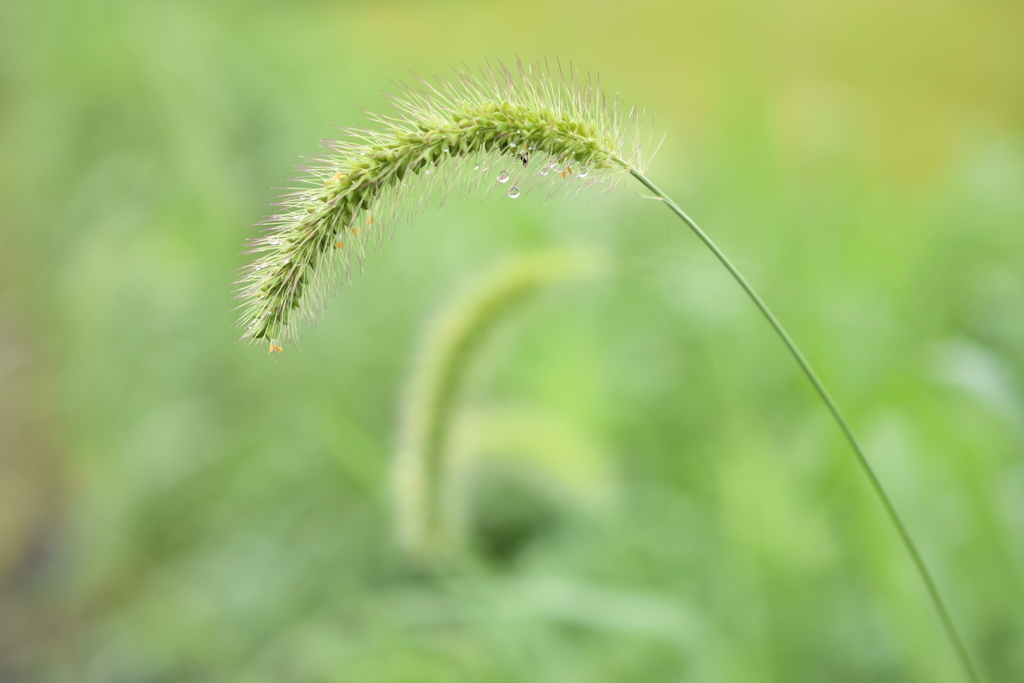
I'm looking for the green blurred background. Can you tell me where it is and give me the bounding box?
[1,0,1022,680]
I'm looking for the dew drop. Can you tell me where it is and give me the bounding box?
[425,168,432,175]
[540,167,550,176]
[578,168,589,178]
[473,164,480,171]
[507,186,520,199]
[497,169,510,183]
[268,238,281,246]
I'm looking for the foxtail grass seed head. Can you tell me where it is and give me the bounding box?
[235,58,653,349]
[232,57,981,683]
[392,248,604,560]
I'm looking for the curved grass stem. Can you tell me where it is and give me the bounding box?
[630,169,981,683]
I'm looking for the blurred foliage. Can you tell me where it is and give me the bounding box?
[0,0,1022,681]
[391,248,610,563]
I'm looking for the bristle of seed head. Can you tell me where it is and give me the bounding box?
[235,57,653,346]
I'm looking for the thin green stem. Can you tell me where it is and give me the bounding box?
[631,169,980,683]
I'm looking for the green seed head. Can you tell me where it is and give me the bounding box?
[235,58,653,348]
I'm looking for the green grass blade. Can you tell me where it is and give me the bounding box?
[630,169,981,683]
